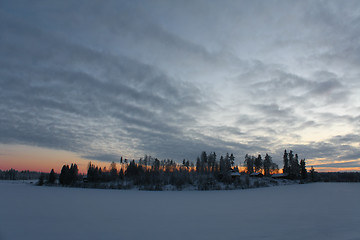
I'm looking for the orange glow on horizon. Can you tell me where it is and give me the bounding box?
[308,158,360,172]
[0,144,111,174]
[312,167,360,172]
[1,144,359,174]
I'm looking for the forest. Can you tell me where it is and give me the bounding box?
[2,150,359,190]
[0,169,42,181]
[40,150,358,190]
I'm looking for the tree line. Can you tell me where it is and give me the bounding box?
[4,149,359,189]
[47,150,312,190]
[0,169,42,180]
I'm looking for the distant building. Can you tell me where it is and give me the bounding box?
[271,173,289,179]
[250,172,263,177]
[230,171,241,179]
[83,176,88,183]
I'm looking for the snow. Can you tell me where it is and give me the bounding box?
[1,181,360,240]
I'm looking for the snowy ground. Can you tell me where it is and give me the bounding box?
[1,181,359,240]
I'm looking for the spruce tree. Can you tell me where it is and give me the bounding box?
[289,152,300,179]
[200,151,207,173]
[283,150,289,174]
[48,169,56,184]
[219,155,225,173]
[254,154,263,173]
[300,159,307,179]
[196,157,201,173]
[224,153,231,172]
[59,165,70,185]
[229,153,235,167]
[119,169,124,181]
[263,154,272,176]
[38,173,45,186]
[110,161,118,181]
[244,154,254,174]
[69,164,78,184]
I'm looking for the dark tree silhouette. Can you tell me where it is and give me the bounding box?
[254,154,263,173]
[38,173,45,186]
[283,150,289,174]
[59,164,78,185]
[110,162,118,181]
[59,165,70,185]
[48,169,56,184]
[69,164,78,184]
[300,159,307,180]
[244,154,254,174]
[229,153,235,167]
[289,152,300,179]
[263,154,272,176]
[224,153,231,172]
[200,151,207,173]
[119,169,124,181]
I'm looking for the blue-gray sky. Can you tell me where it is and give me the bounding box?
[1,0,360,171]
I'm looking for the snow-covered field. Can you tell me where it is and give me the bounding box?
[1,181,359,240]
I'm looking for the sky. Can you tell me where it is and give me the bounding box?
[1,0,360,173]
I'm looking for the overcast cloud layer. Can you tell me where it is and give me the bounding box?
[1,0,360,169]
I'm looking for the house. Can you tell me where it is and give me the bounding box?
[250,172,263,177]
[230,171,241,179]
[83,175,88,183]
[271,173,289,179]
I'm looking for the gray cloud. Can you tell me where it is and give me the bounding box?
[82,153,122,163]
[249,69,351,108]
[329,134,360,145]
[0,14,214,160]
[0,11,264,162]
[313,161,360,169]
[1,0,360,170]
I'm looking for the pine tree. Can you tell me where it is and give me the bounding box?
[207,153,216,173]
[219,155,225,173]
[87,162,99,182]
[196,157,201,173]
[254,154,263,173]
[310,166,316,182]
[213,152,217,172]
[59,165,70,185]
[200,151,207,173]
[224,153,231,172]
[289,152,300,179]
[38,173,45,186]
[229,153,235,167]
[283,150,289,174]
[244,154,254,174]
[119,169,124,181]
[263,154,272,176]
[48,169,56,184]
[153,158,160,172]
[300,159,307,179]
[69,164,78,184]
[110,161,118,181]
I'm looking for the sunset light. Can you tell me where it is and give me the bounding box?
[1,1,360,173]
[1,2,360,240]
